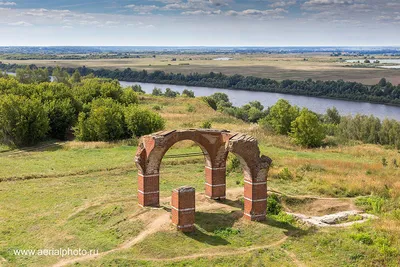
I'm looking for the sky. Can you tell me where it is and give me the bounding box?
[0,0,399,46]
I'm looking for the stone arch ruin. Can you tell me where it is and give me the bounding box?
[135,129,272,221]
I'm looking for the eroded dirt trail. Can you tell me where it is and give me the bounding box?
[52,211,170,267]
[140,235,289,262]
[53,186,358,266]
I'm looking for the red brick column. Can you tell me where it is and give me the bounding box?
[171,186,195,232]
[138,173,159,207]
[243,180,267,221]
[205,166,226,200]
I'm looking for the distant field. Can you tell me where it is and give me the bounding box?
[2,53,400,85]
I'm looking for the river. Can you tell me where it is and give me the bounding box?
[5,72,400,120]
[120,81,400,121]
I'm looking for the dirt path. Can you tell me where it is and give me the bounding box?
[52,211,170,267]
[0,255,7,264]
[54,186,359,266]
[283,249,307,267]
[139,236,289,262]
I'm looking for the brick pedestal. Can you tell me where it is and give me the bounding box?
[138,173,160,207]
[205,166,226,200]
[243,180,267,221]
[171,186,195,232]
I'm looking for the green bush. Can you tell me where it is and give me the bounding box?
[164,88,179,98]
[0,94,49,146]
[355,196,386,214]
[186,104,196,113]
[290,108,326,148]
[130,85,145,94]
[152,88,163,96]
[267,194,282,215]
[351,232,374,245]
[74,99,126,141]
[276,168,294,180]
[266,99,299,135]
[44,98,76,140]
[152,105,162,111]
[120,89,139,106]
[213,228,240,238]
[182,89,195,98]
[201,121,212,129]
[202,96,217,110]
[227,155,241,173]
[124,105,165,137]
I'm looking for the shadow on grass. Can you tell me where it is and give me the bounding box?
[195,211,241,232]
[184,229,230,246]
[261,216,312,238]
[0,140,64,157]
[218,198,244,209]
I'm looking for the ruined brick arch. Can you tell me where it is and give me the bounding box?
[135,129,272,221]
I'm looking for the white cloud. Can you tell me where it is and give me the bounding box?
[303,0,364,6]
[8,21,32,26]
[270,0,297,8]
[0,1,16,6]
[181,10,222,15]
[387,2,400,7]
[125,4,160,14]
[226,8,288,17]
[105,21,119,25]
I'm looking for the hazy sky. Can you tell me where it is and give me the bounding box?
[0,0,399,46]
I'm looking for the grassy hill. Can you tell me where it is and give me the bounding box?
[0,95,399,266]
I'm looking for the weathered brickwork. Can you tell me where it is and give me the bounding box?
[171,186,195,232]
[135,129,272,221]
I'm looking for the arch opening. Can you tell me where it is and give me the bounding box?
[135,129,271,221]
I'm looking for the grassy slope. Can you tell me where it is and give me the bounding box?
[0,95,399,266]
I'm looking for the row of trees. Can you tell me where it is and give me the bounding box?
[203,93,400,149]
[203,94,327,147]
[337,115,400,148]
[0,69,165,147]
[1,63,399,105]
[72,67,400,105]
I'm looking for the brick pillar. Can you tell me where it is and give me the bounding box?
[171,186,195,232]
[205,166,226,200]
[138,173,159,207]
[243,180,267,221]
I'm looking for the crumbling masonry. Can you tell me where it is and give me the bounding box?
[135,129,272,221]
[171,186,196,232]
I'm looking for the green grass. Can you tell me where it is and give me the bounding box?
[283,223,400,267]
[1,95,400,266]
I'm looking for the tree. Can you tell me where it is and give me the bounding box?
[266,99,299,135]
[182,89,195,98]
[152,88,163,96]
[325,107,341,125]
[74,99,126,141]
[70,69,81,84]
[124,105,165,137]
[164,88,179,98]
[378,78,387,87]
[0,71,8,78]
[290,108,326,148]
[120,89,139,106]
[131,85,145,94]
[16,66,50,84]
[44,99,76,140]
[52,66,70,85]
[0,94,49,146]
[210,93,231,106]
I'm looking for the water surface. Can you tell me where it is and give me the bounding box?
[120,81,400,121]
